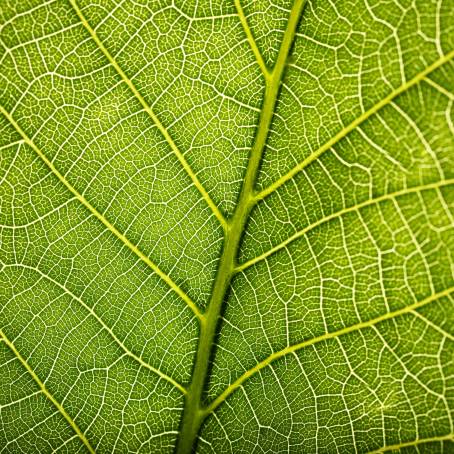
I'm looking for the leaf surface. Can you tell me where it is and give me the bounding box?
[0,0,453,453]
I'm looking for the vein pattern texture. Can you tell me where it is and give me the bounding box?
[0,0,453,453]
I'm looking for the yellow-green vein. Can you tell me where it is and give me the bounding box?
[423,76,454,100]
[236,178,454,273]
[255,49,454,202]
[176,1,307,451]
[368,433,454,453]
[234,0,270,79]
[0,106,203,321]
[68,0,227,231]
[0,329,96,454]
[8,263,186,394]
[205,286,454,415]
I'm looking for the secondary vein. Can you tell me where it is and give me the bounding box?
[255,49,454,202]
[206,286,454,416]
[7,263,187,394]
[236,178,454,273]
[234,0,270,79]
[367,433,454,453]
[0,329,96,454]
[0,106,203,321]
[68,0,228,231]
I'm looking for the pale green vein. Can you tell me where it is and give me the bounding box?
[234,0,270,79]
[0,139,24,151]
[412,311,454,341]
[7,263,186,394]
[0,329,96,454]
[206,286,454,416]
[368,433,454,453]
[255,49,454,202]
[236,178,454,273]
[0,106,203,321]
[68,0,227,231]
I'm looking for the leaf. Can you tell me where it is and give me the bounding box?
[0,0,453,452]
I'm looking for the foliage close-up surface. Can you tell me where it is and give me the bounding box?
[1,0,454,452]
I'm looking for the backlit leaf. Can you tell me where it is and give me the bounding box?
[1,0,453,452]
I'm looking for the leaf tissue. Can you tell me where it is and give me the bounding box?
[1,0,453,452]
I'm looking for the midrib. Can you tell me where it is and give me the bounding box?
[175,1,307,451]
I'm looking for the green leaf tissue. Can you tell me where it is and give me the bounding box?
[1,0,453,452]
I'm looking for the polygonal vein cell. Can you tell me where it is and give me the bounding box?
[206,286,454,415]
[68,0,228,231]
[0,329,96,454]
[255,49,454,202]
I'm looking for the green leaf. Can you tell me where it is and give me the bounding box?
[1,0,453,452]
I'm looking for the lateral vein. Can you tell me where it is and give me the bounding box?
[0,106,203,321]
[6,263,187,394]
[0,329,96,454]
[367,433,454,453]
[68,0,227,231]
[206,286,454,415]
[234,0,270,79]
[255,49,454,201]
[236,179,454,273]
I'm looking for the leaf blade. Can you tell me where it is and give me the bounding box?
[1,0,453,452]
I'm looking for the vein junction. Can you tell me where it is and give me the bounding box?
[68,0,228,231]
[176,2,454,451]
[0,105,202,323]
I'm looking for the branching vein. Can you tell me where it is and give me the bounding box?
[237,178,454,273]
[255,49,454,201]
[367,433,454,453]
[0,329,96,454]
[234,0,270,79]
[206,286,454,416]
[5,263,187,394]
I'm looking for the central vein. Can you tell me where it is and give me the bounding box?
[175,2,306,452]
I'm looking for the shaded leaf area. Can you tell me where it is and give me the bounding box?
[0,0,453,453]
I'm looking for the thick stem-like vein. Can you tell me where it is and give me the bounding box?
[0,106,202,321]
[175,2,306,452]
[0,329,96,453]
